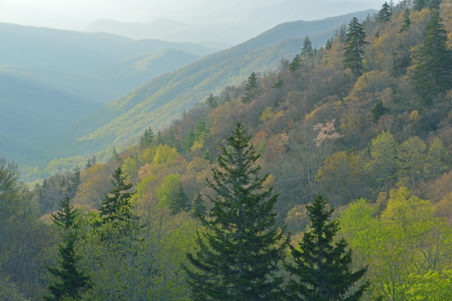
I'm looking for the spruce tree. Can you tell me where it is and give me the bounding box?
[242,72,258,103]
[99,167,135,224]
[377,2,392,23]
[47,197,90,300]
[343,17,369,77]
[286,195,368,301]
[412,11,452,103]
[302,36,313,57]
[185,122,288,300]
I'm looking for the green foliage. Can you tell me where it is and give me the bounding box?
[343,17,369,77]
[157,173,183,211]
[242,71,258,103]
[371,101,389,122]
[365,131,399,191]
[140,126,154,147]
[339,189,452,299]
[302,36,313,57]
[47,198,90,301]
[412,11,452,103]
[399,9,411,32]
[287,195,368,300]
[185,123,288,300]
[377,2,392,23]
[153,144,178,164]
[99,167,136,224]
[414,0,442,11]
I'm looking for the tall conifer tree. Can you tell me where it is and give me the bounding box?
[47,197,90,300]
[99,167,135,224]
[185,122,288,300]
[286,195,368,300]
[377,2,392,23]
[412,11,452,103]
[242,72,258,103]
[343,17,368,77]
[302,36,313,57]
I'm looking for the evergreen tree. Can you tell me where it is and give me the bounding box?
[414,0,441,10]
[99,167,135,224]
[325,38,333,50]
[68,167,81,199]
[286,195,368,300]
[185,122,288,300]
[242,72,258,103]
[156,131,163,145]
[206,93,218,108]
[47,197,90,300]
[140,126,154,147]
[195,118,208,140]
[343,17,369,77]
[170,183,191,215]
[302,36,313,57]
[289,54,301,72]
[377,2,392,23]
[412,11,452,103]
[166,129,178,149]
[400,9,411,32]
[192,191,206,218]
[184,129,195,151]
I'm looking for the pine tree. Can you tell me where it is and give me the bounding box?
[185,122,288,300]
[377,2,392,23]
[286,195,368,300]
[412,11,452,103]
[242,72,258,103]
[400,9,411,32]
[302,36,313,57]
[47,197,90,300]
[343,17,369,77]
[99,167,135,224]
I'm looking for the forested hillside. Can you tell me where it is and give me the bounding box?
[36,10,373,181]
[1,1,452,300]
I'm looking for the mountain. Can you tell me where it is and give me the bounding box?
[0,23,210,168]
[0,22,212,74]
[85,1,379,46]
[52,10,374,163]
[89,49,200,98]
[0,68,99,163]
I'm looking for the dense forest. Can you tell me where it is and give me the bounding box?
[1,0,452,300]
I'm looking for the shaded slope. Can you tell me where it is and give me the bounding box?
[0,69,99,163]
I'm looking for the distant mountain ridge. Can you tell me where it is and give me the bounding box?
[0,22,211,166]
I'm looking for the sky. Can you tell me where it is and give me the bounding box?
[0,0,386,31]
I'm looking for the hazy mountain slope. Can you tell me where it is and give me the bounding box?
[0,69,99,163]
[89,49,200,97]
[0,23,209,167]
[56,10,374,159]
[238,9,375,51]
[0,22,212,74]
